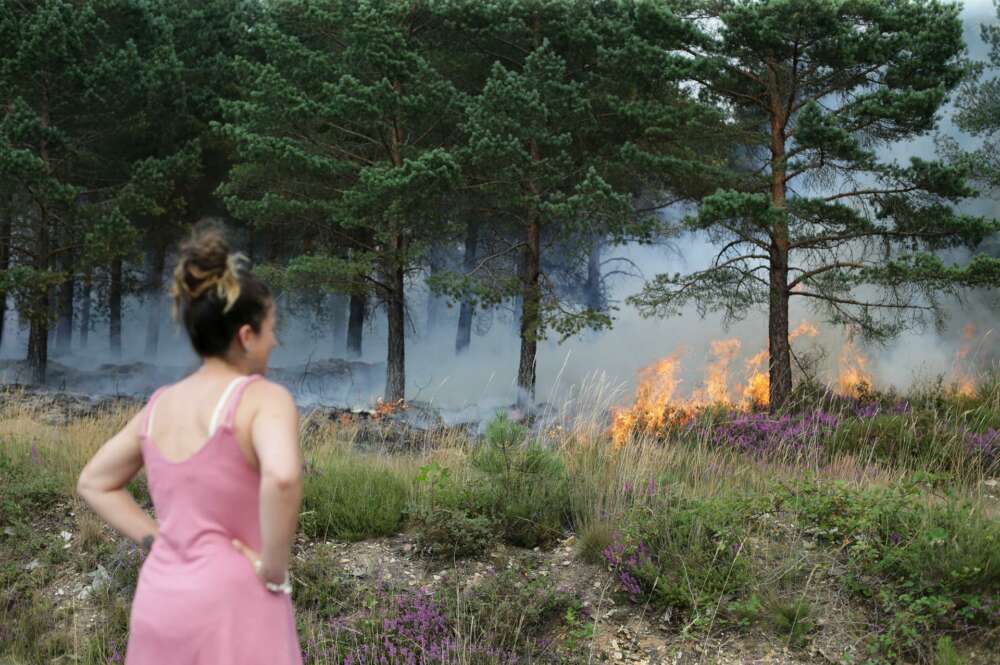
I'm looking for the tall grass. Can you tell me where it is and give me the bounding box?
[2,374,1000,663]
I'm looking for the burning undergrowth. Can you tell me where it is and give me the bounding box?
[606,324,1000,478]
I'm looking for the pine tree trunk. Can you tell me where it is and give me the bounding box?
[330,293,347,356]
[767,97,792,410]
[0,204,11,352]
[347,291,365,358]
[768,253,791,410]
[455,220,479,354]
[109,256,123,358]
[584,236,603,311]
[516,215,541,407]
[55,252,74,353]
[79,272,91,350]
[27,206,50,383]
[144,240,166,356]
[383,236,406,403]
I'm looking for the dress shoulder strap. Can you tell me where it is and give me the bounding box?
[142,386,169,439]
[220,374,263,431]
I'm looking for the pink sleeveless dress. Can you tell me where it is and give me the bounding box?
[125,374,303,665]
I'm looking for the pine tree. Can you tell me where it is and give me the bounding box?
[218,0,462,402]
[630,0,1000,409]
[436,0,721,404]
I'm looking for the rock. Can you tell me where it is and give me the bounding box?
[87,564,111,592]
[3,527,14,536]
[60,530,73,541]
[25,559,41,571]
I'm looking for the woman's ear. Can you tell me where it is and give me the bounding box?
[237,323,254,351]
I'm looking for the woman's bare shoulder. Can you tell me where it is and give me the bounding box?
[246,377,297,412]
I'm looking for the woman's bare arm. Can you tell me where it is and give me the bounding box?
[249,382,303,583]
[76,409,158,544]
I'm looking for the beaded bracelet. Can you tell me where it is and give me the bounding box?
[254,560,292,595]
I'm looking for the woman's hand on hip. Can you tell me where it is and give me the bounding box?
[232,538,286,585]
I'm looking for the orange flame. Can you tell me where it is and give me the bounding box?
[740,322,819,408]
[611,323,820,445]
[953,324,977,397]
[611,353,689,445]
[742,349,770,408]
[836,337,872,398]
[373,398,406,419]
[700,339,742,404]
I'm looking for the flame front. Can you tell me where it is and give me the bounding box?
[703,339,742,404]
[742,349,770,408]
[611,353,686,445]
[611,322,819,445]
[953,324,976,397]
[836,337,872,398]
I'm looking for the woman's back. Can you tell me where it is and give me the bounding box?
[125,374,302,665]
[142,374,263,560]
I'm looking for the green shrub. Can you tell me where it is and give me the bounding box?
[933,636,966,665]
[302,458,408,541]
[446,564,577,644]
[784,479,1000,660]
[606,492,755,618]
[468,412,572,548]
[767,597,815,649]
[0,587,74,663]
[0,452,64,525]
[414,507,495,559]
[576,521,615,565]
[726,593,762,628]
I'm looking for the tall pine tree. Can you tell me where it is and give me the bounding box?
[631,0,1000,409]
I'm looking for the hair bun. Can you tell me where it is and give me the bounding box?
[170,222,244,317]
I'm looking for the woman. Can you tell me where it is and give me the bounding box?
[77,224,304,664]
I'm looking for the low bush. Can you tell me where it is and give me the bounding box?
[302,457,408,541]
[783,479,1000,661]
[603,489,757,620]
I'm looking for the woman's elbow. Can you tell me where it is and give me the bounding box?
[265,469,302,492]
[76,471,95,501]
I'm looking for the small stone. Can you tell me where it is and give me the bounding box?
[60,530,73,541]
[25,559,41,571]
[613,651,624,661]
[562,560,571,566]
[985,479,998,488]
[3,526,14,536]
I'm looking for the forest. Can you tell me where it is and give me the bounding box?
[5,1,1000,663]
[3,0,999,408]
